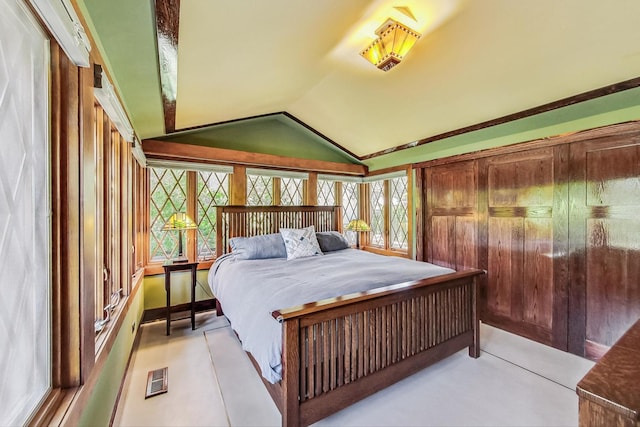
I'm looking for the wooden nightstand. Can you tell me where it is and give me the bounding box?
[163,261,198,335]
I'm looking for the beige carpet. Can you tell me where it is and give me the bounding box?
[204,323,583,427]
[204,324,280,426]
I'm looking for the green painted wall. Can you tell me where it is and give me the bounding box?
[364,86,640,171]
[144,270,213,310]
[158,115,359,165]
[76,0,164,139]
[77,285,145,426]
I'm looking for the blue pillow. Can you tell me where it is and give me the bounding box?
[316,231,350,252]
[229,233,287,260]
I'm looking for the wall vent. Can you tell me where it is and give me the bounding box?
[145,367,168,398]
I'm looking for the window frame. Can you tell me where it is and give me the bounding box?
[146,165,232,272]
[362,168,413,257]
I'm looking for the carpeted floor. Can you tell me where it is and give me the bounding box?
[204,325,280,426]
[204,322,591,427]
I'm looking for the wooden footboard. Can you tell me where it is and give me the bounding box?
[272,268,483,427]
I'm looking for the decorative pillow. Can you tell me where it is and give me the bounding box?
[316,231,350,252]
[229,233,287,260]
[280,226,324,260]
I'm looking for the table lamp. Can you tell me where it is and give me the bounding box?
[162,212,198,263]
[346,219,370,249]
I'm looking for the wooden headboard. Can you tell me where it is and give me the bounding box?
[215,205,341,255]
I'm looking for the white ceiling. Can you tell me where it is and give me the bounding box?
[98,0,640,158]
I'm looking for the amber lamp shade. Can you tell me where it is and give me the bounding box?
[346,219,371,249]
[162,212,198,263]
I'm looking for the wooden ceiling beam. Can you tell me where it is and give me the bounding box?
[142,139,367,176]
[155,0,180,133]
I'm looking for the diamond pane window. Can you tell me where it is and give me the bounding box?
[0,5,50,423]
[197,171,229,258]
[280,177,303,206]
[369,180,385,247]
[341,182,359,245]
[247,174,273,205]
[149,167,188,260]
[317,180,335,206]
[390,176,408,250]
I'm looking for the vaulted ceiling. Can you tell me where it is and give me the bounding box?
[77,0,640,162]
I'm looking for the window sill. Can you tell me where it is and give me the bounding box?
[94,269,144,354]
[361,246,409,258]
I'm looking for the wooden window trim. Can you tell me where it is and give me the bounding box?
[47,270,145,426]
[142,139,367,176]
[360,169,412,257]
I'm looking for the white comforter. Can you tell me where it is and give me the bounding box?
[208,249,454,383]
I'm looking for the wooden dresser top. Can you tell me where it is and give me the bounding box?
[576,319,640,421]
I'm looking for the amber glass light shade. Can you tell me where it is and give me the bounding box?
[360,19,421,71]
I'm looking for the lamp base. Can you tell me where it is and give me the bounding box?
[171,256,189,264]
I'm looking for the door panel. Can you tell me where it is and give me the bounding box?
[482,146,567,347]
[430,216,454,269]
[456,217,477,271]
[487,217,523,318]
[523,218,554,330]
[425,161,478,271]
[570,137,640,357]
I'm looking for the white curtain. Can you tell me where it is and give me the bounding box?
[0,0,50,425]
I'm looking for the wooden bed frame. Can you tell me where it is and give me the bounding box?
[215,205,484,427]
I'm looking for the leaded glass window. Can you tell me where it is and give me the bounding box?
[341,182,359,245]
[389,176,408,250]
[369,180,385,247]
[149,167,188,260]
[317,179,335,206]
[247,174,273,205]
[197,171,229,259]
[280,177,303,205]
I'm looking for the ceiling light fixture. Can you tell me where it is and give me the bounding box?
[361,18,421,72]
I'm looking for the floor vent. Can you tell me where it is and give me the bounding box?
[145,367,168,398]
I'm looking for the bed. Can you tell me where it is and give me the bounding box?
[210,205,484,427]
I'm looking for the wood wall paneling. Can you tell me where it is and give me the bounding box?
[80,62,98,381]
[420,122,640,358]
[414,168,425,261]
[231,165,247,205]
[51,43,82,387]
[482,147,565,347]
[306,172,318,205]
[424,160,478,271]
[569,135,640,357]
[551,145,570,350]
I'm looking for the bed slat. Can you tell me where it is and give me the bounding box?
[295,278,475,407]
[216,205,341,256]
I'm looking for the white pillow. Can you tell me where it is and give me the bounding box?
[280,225,324,260]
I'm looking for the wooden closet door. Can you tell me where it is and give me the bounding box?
[424,161,478,270]
[568,134,640,359]
[481,146,569,349]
